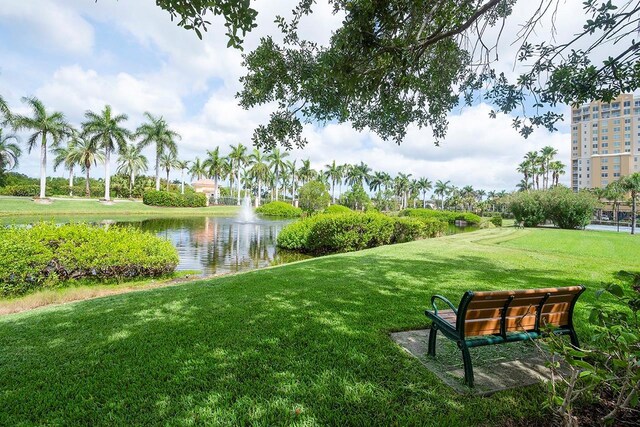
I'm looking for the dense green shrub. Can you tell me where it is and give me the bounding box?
[307,213,396,254]
[541,187,598,229]
[143,190,207,207]
[324,204,352,214]
[276,216,323,251]
[508,191,546,227]
[0,184,40,196]
[489,214,503,227]
[256,201,302,217]
[298,181,331,213]
[277,213,447,254]
[0,223,178,297]
[508,187,598,229]
[400,208,482,225]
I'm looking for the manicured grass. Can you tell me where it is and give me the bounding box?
[0,228,636,425]
[0,196,240,218]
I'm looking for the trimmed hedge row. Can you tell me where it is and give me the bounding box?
[277,212,447,255]
[400,208,482,225]
[143,190,207,207]
[255,201,302,217]
[0,223,179,297]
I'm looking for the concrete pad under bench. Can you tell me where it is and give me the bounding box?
[391,328,565,395]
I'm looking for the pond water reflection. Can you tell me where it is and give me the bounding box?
[115,216,301,276]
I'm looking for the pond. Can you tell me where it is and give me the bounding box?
[1,214,477,277]
[115,216,305,276]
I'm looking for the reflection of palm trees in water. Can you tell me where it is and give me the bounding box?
[129,216,288,276]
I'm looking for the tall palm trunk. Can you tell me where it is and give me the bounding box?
[331,179,335,204]
[130,170,134,196]
[236,165,242,205]
[155,152,161,191]
[214,176,219,204]
[422,192,426,208]
[85,164,91,197]
[104,146,111,201]
[39,134,47,198]
[255,180,262,207]
[275,172,279,201]
[181,169,185,194]
[68,166,74,197]
[166,168,170,191]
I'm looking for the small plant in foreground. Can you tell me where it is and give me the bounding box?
[543,271,640,426]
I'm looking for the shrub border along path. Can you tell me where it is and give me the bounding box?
[0,228,635,425]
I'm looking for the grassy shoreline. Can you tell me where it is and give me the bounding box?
[0,227,635,425]
[0,196,240,218]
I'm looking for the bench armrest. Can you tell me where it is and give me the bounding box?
[431,295,458,315]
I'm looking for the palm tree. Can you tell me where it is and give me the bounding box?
[117,143,148,196]
[203,147,225,204]
[189,157,206,181]
[159,152,177,191]
[324,160,342,203]
[248,149,269,207]
[516,179,531,192]
[524,151,541,190]
[0,129,21,176]
[52,138,77,196]
[368,171,386,194]
[287,159,298,201]
[135,112,180,191]
[417,177,433,208]
[12,97,71,199]
[175,160,190,194]
[0,95,11,127]
[267,148,289,201]
[434,180,451,210]
[394,173,412,209]
[298,159,315,185]
[82,105,131,201]
[539,146,558,190]
[549,160,566,187]
[228,143,248,203]
[68,135,104,197]
[621,173,640,235]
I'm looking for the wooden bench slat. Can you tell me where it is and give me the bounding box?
[466,293,576,310]
[471,286,584,299]
[464,312,569,336]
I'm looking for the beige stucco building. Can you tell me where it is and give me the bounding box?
[571,94,640,191]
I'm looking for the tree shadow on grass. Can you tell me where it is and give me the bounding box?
[0,248,603,426]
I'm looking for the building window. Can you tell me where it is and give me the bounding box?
[601,173,609,177]
[624,108,630,115]
[623,100,631,107]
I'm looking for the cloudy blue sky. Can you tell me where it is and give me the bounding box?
[0,0,591,191]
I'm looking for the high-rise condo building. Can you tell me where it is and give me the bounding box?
[570,94,640,191]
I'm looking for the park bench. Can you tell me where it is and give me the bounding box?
[424,285,586,387]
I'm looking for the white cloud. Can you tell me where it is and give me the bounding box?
[0,0,94,55]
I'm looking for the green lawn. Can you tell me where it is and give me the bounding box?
[0,196,240,218]
[0,228,636,425]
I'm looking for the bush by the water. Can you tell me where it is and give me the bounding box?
[508,187,597,229]
[400,208,482,225]
[143,190,207,207]
[277,212,447,255]
[255,201,302,217]
[324,204,352,214]
[0,223,178,297]
[489,214,503,227]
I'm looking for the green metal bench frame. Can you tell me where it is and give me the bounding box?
[424,286,586,387]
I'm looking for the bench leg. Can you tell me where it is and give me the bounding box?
[428,325,438,357]
[569,329,580,348]
[459,343,474,387]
